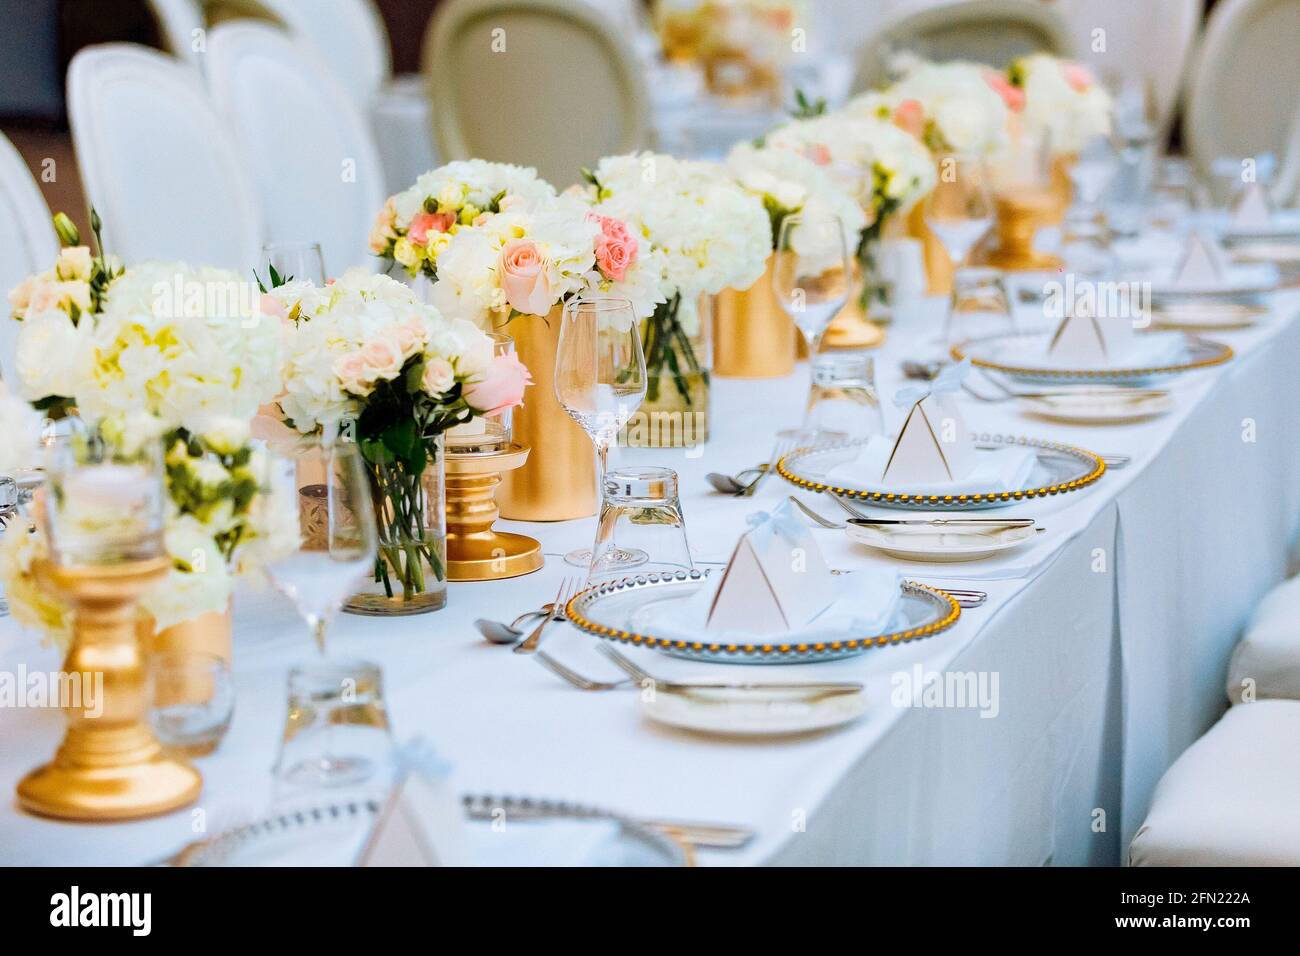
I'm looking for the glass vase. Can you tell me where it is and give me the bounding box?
[626,293,711,449]
[344,434,446,616]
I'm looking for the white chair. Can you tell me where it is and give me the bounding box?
[1184,0,1300,196]
[257,0,436,193]
[206,23,386,275]
[852,0,1076,92]
[1129,700,1300,865]
[1226,573,1300,705]
[0,131,58,380]
[1053,0,1202,148]
[146,0,206,67]
[66,44,262,273]
[425,0,649,188]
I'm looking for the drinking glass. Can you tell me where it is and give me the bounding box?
[554,297,647,568]
[259,437,378,654]
[148,650,235,756]
[262,241,326,286]
[924,155,995,341]
[804,353,884,441]
[771,212,852,354]
[588,467,693,582]
[1107,73,1158,164]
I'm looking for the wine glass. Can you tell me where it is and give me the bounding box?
[923,155,999,343]
[772,212,851,352]
[553,297,647,570]
[259,436,377,654]
[262,241,326,286]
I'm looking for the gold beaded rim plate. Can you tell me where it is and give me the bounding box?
[951,331,1233,385]
[777,433,1106,510]
[564,569,960,664]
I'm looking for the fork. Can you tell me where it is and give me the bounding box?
[596,643,864,698]
[533,650,632,689]
[740,432,803,498]
[513,576,582,655]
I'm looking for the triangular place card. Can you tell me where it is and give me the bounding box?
[1047,309,1136,365]
[706,502,837,636]
[356,739,467,867]
[1171,230,1228,285]
[1229,182,1273,230]
[882,391,974,485]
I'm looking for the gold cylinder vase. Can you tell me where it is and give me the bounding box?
[493,306,597,522]
[713,256,796,378]
[18,557,203,821]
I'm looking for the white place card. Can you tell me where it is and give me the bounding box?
[882,392,974,485]
[356,741,467,867]
[1047,310,1136,365]
[1171,230,1229,285]
[1230,182,1273,230]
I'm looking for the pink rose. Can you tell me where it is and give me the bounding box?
[590,215,638,281]
[333,351,370,394]
[805,144,833,166]
[1061,61,1094,94]
[892,99,926,139]
[465,352,532,416]
[389,320,427,359]
[421,357,455,395]
[369,197,398,253]
[359,338,403,382]
[260,293,288,322]
[408,210,456,245]
[984,69,1025,112]
[497,239,555,316]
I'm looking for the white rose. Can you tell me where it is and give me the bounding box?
[55,246,94,281]
[421,357,455,395]
[198,416,251,456]
[15,309,88,402]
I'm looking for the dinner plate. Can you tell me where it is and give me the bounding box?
[1144,263,1278,298]
[846,521,1041,562]
[174,796,686,867]
[563,570,960,664]
[1230,241,1300,264]
[953,331,1233,385]
[1017,388,1174,424]
[641,682,869,736]
[1150,301,1267,330]
[777,433,1104,510]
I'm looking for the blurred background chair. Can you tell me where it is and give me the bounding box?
[258,0,437,193]
[0,130,59,380]
[207,22,387,275]
[1183,0,1300,202]
[425,0,649,187]
[853,0,1075,92]
[146,0,206,67]
[67,43,262,272]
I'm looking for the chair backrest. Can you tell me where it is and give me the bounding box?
[853,0,1075,92]
[1054,0,1202,147]
[1184,0,1300,193]
[257,0,392,105]
[0,131,59,380]
[206,22,387,275]
[67,44,262,274]
[146,0,206,67]
[425,0,649,188]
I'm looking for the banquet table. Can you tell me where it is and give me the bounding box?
[2,274,1298,867]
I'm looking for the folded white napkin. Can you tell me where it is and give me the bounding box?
[627,567,902,646]
[1033,330,1186,370]
[826,435,1038,495]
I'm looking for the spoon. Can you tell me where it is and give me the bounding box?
[474,604,555,645]
[705,464,767,495]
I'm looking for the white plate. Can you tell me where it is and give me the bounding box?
[846,521,1040,562]
[1018,389,1173,424]
[1151,301,1267,330]
[1231,241,1300,264]
[641,682,869,737]
[1145,263,1278,298]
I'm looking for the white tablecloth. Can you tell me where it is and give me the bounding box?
[2,283,1297,866]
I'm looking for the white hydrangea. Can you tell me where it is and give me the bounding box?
[1016,53,1112,155]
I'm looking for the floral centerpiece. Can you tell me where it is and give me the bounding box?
[264,269,530,614]
[578,151,769,446]
[1008,53,1112,157]
[1,213,290,643]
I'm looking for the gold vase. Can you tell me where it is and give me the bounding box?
[713,256,796,378]
[493,306,597,521]
[985,190,1062,272]
[1046,153,1076,224]
[907,194,954,295]
[444,443,543,580]
[148,604,233,663]
[18,557,202,821]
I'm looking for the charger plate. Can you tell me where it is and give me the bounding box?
[952,331,1232,385]
[173,796,686,867]
[776,434,1105,510]
[564,569,960,664]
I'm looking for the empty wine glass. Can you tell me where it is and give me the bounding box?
[772,213,852,354]
[924,155,995,341]
[553,297,647,569]
[259,436,378,654]
[262,241,326,286]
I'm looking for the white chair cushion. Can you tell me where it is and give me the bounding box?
[1129,700,1300,866]
[1226,574,1300,704]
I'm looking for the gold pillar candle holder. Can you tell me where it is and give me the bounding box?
[822,293,886,350]
[713,256,797,378]
[984,191,1062,272]
[444,442,543,581]
[18,556,202,821]
[493,306,597,522]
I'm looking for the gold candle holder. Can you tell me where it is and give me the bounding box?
[822,293,886,350]
[445,442,543,581]
[17,556,202,821]
[984,191,1062,272]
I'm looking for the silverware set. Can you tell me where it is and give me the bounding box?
[705,432,802,497]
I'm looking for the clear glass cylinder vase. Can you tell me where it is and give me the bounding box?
[345,435,447,616]
[626,293,711,449]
